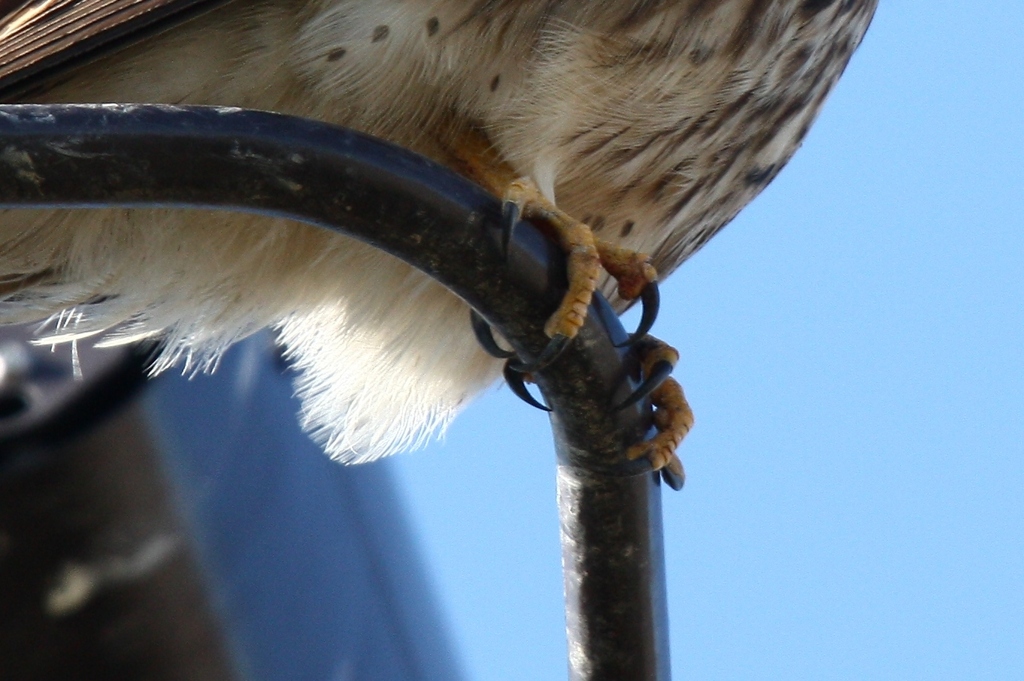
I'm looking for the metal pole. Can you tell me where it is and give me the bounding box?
[558,470,670,681]
[0,104,673,680]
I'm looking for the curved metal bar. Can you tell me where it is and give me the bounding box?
[0,103,672,681]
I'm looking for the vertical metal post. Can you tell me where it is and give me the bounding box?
[557,469,670,681]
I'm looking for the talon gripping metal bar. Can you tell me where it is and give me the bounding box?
[0,103,673,681]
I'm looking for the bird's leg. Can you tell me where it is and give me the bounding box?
[595,240,661,345]
[502,179,662,345]
[454,129,692,485]
[625,336,693,489]
[593,240,658,303]
[503,177,602,342]
[449,127,659,363]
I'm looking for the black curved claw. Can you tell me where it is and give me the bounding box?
[500,200,520,260]
[615,281,660,347]
[614,358,674,411]
[660,468,685,491]
[503,360,551,412]
[509,333,571,374]
[470,310,517,359]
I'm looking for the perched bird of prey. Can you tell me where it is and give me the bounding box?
[0,0,877,471]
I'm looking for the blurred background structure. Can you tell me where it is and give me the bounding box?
[0,329,464,681]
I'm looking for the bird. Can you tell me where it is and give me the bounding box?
[0,0,878,474]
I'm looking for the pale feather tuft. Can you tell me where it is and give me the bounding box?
[277,301,497,463]
[0,205,500,462]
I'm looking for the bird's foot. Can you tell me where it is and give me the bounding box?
[503,178,599,348]
[501,361,549,412]
[597,240,661,346]
[621,336,693,491]
[502,177,659,368]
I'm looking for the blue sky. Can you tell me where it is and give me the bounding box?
[393,3,1024,680]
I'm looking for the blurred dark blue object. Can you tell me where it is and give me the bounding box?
[0,322,464,681]
[145,334,466,681]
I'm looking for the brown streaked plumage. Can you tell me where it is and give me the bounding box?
[0,0,878,461]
